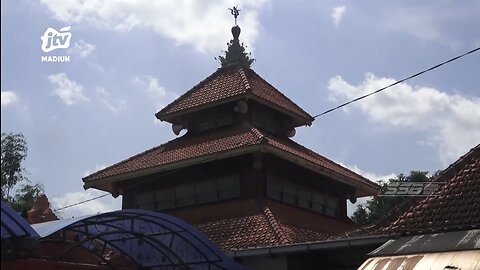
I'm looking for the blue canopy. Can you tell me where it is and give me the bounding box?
[1,201,39,259]
[32,209,244,270]
[1,201,39,240]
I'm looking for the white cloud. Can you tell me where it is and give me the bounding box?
[48,73,90,105]
[343,163,396,183]
[331,5,346,27]
[51,189,121,219]
[381,6,465,49]
[40,0,269,53]
[328,73,480,165]
[96,87,126,114]
[132,75,177,110]
[73,40,95,57]
[1,91,19,107]
[83,164,107,177]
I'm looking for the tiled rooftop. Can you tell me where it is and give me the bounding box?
[83,125,262,182]
[194,206,331,250]
[83,125,378,194]
[156,67,313,124]
[379,144,480,235]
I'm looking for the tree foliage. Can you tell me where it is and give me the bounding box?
[1,132,44,212]
[352,171,430,225]
[1,132,28,198]
[12,183,44,212]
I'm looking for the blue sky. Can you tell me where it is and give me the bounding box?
[1,0,479,218]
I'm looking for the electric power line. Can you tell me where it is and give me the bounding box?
[313,47,480,118]
[50,48,480,212]
[53,193,110,212]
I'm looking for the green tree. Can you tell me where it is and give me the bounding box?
[1,132,44,212]
[1,132,28,199]
[352,204,369,225]
[12,183,44,212]
[352,171,430,225]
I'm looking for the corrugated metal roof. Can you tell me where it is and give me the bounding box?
[359,250,480,270]
[369,229,480,256]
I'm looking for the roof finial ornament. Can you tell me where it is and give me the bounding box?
[215,6,254,69]
[229,6,241,26]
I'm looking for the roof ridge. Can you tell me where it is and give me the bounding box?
[432,143,480,183]
[376,145,480,235]
[247,124,267,141]
[246,68,313,121]
[270,135,376,188]
[238,67,251,92]
[263,207,291,245]
[156,67,237,118]
[243,125,377,191]
[156,66,313,125]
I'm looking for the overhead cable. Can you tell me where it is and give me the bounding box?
[314,47,480,118]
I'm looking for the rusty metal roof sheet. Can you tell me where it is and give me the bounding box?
[369,229,480,256]
[359,250,480,270]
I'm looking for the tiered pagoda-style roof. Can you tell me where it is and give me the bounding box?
[83,13,380,252]
[84,21,377,195]
[156,66,314,127]
[83,123,377,197]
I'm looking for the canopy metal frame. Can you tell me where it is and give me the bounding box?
[34,209,243,270]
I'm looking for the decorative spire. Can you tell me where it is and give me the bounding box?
[229,6,241,26]
[216,6,254,68]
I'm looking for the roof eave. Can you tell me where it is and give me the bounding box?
[83,144,264,191]
[155,94,245,123]
[263,146,379,197]
[84,143,378,197]
[227,234,391,258]
[156,93,314,127]
[248,94,314,126]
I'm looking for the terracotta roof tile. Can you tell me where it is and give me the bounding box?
[194,213,279,250]
[264,135,375,190]
[83,125,377,194]
[263,207,289,245]
[83,125,262,182]
[245,68,312,120]
[379,144,480,235]
[193,207,330,250]
[156,67,313,123]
